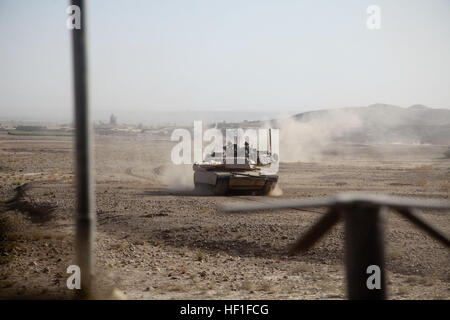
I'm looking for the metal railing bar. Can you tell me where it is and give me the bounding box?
[288,207,341,255]
[395,207,450,248]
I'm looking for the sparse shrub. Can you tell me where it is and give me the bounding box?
[178,264,188,274]
[259,281,275,293]
[413,164,433,173]
[232,231,244,240]
[1,280,16,288]
[30,231,52,240]
[292,263,312,274]
[415,179,428,187]
[168,284,186,292]
[195,250,206,262]
[388,248,403,260]
[240,280,254,291]
[54,234,65,240]
[131,237,144,245]
[405,276,418,284]
[110,242,126,251]
[396,286,408,296]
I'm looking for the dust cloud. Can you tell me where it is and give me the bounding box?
[269,183,283,196]
[158,164,194,191]
[274,110,363,162]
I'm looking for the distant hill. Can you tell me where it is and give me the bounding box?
[290,104,450,145]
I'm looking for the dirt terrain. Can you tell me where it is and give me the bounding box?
[0,133,449,299]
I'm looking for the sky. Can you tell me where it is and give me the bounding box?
[0,0,449,124]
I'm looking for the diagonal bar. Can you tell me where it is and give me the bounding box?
[288,207,341,255]
[395,207,450,248]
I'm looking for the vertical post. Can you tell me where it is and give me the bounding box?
[70,0,95,297]
[344,204,386,299]
[234,135,237,161]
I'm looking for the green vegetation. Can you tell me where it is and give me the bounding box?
[7,130,73,136]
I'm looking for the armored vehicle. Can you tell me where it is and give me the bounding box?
[193,129,278,195]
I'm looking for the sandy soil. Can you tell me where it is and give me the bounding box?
[0,133,449,299]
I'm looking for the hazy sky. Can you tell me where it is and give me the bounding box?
[0,0,449,123]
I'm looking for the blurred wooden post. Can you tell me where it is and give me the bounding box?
[344,204,386,299]
[70,0,95,297]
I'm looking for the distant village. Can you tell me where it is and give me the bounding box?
[0,113,264,140]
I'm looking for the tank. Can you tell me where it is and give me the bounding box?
[193,130,279,195]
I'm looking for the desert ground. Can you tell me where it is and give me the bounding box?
[0,133,449,299]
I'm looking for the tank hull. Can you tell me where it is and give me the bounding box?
[193,164,278,195]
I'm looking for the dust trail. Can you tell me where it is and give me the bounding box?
[273,110,363,162]
[269,184,283,196]
[158,164,194,191]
